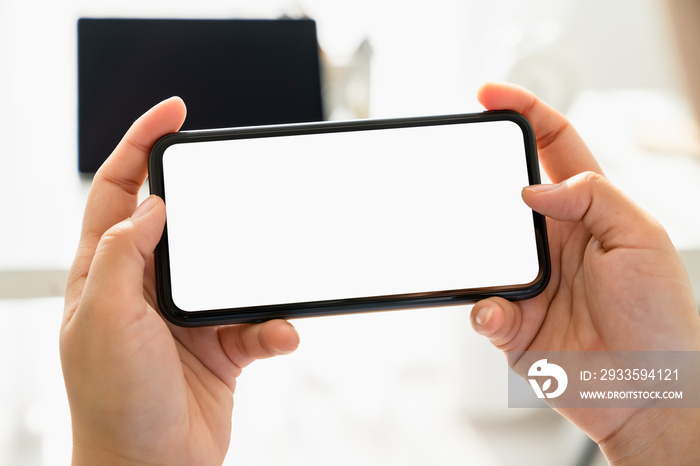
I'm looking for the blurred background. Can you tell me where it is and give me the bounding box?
[1,0,700,465]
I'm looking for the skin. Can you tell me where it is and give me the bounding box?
[60,97,300,466]
[471,82,700,464]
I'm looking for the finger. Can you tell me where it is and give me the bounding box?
[67,195,167,327]
[477,82,602,182]
[67,97,186,305]
[163,320,299,392]
[471,297,524,351]
[522,172,670,252]
[218,320,300,370]
[84,96,186,246]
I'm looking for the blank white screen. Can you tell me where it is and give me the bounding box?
[162,120,540,312]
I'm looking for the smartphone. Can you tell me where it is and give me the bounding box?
[148,111,550,326]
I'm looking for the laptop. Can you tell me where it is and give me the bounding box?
[77,18,323,173]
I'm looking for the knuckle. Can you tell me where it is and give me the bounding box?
[574,170,605,186]
[536,119,571,151]
[102,221,130,241]
[98,220,137,251]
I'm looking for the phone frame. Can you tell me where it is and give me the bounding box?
[148,110,550,326]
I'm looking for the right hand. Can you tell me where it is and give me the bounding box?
[470,82,700,464]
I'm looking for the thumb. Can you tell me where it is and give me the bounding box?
[471,297,527,351]
[77,195,166,327]
[522,171,669,251]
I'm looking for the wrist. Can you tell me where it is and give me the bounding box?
[71,441,156,466]
[599,408,700,465]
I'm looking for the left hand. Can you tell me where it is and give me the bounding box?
[60,97,300,466]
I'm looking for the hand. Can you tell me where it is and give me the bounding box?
[471,83,700,463]
[60,97,300,466]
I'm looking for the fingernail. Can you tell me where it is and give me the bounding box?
[132,195,158,219]
[475,305,493,327]
[523,182,563,193]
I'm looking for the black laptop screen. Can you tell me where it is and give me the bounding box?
[78,18,323,173]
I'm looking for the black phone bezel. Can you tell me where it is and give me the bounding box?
[148,110,550,326]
